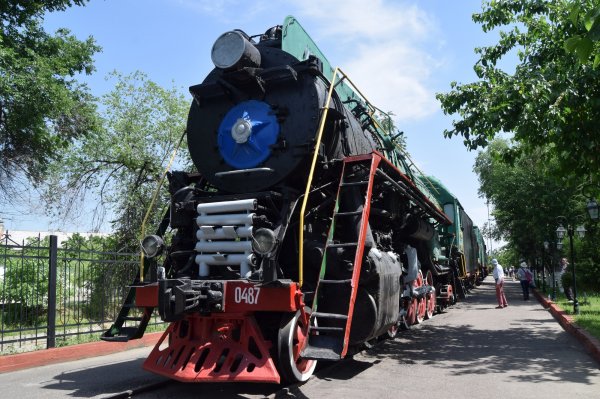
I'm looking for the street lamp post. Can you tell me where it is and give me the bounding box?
[535,258,546,292]
[555,217,586,315]
[543,241,555,300]
[587,198,599,220]
[582,183,599,221]
[540,255,546,292]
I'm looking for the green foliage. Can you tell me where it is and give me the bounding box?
[59,234,135,320]
[0,233,137,328]
[0,236,50,326]
[476,139,580,255]
[44,71,190,243]
[437,0,600,184]
[0,0,100,199]
[83,257,135,321]
[489,245,520,270]
[443,0,600,293]
[564,1,600,65]
[557,259,599,295]
[1,1,89,23]
[373,110,407,152]
[476,138,599,291]
[1,260,48,306]
[574,223,600,291]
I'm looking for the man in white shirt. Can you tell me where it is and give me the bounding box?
[492,259,508,308]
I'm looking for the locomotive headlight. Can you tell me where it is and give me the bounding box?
[252,228,277,255]
[140,235,164,258]
[211,30,261,70]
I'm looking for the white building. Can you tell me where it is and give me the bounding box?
[0,224,110,279]
[0,226,108,247]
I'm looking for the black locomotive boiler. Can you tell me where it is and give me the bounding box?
[102,16,481,384]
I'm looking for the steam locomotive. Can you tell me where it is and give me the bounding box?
[102,16,486,384]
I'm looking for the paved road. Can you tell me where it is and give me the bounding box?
[1,276,598,398]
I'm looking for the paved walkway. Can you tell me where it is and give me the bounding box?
[290,276,600,399]
[0,276,598,398]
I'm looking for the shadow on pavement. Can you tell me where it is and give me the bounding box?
[374,325,598,384]
[320,277,600,385]
[42,356,280,398]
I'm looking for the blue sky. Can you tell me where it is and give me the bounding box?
[4,0,505,249]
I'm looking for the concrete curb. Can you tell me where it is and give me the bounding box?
[533,288,600,365]
[0,332,163,374]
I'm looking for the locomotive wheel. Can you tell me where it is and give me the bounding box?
[277,307,317,383]
[451,289,457,305]
[415,298,426,324]
[454,269,467,300]
[387,322,399,338]
[425,270,436,320]
[415,271,426,324]
[406,297,418,325]
[398,305,410,330]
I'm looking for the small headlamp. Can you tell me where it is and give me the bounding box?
[252,228,277,255]
[140,235,164,258]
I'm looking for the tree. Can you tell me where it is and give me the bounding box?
[0,0,99,201]
[437,0,600,187]
[44,71,190,243]
[564,1,600,65]
[474,139,580,261]
[374,110,407,153]
[60,233,137,320]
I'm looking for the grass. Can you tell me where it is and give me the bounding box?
[545,290,600,342]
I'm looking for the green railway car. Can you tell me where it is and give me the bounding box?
[420,175,485,296]
[473,226,488,283]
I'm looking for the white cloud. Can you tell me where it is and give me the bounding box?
[342,43,436,119]
[294,0,431,41]
[171,0,271,22]
[172,0,233,15]
[290,0,441,121]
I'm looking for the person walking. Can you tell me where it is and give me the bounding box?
[559,257,574,303]
[517,261,532,300]
[491,259,508,308]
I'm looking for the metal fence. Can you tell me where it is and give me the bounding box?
[0,233,164,353]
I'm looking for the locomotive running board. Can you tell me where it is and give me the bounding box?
[143,314,280,384]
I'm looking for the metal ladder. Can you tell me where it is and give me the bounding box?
[302,154,380,360]
[100,281,154,342]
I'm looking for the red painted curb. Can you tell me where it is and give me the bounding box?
[0,332,163,374]
[533,289,600,365]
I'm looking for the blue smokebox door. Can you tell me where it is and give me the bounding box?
[217,100,280,169]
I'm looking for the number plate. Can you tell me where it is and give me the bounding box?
[224,281,299,312]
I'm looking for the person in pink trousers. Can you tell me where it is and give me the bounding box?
[492,259,508,308]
